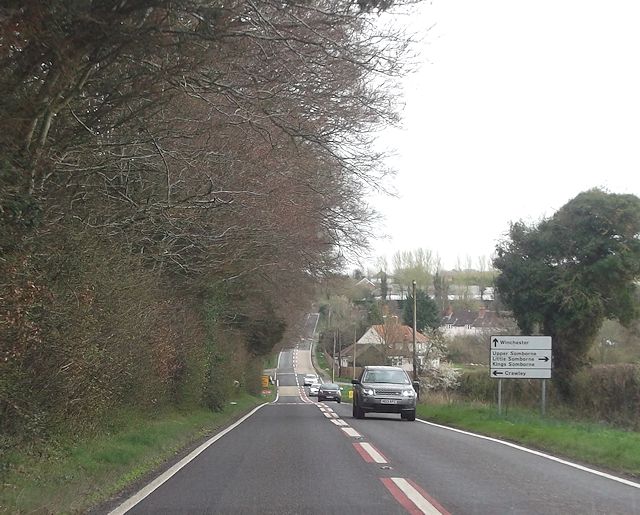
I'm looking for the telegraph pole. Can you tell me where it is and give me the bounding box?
[332,330,336,382]
[412,280,418,382]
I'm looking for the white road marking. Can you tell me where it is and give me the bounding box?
[357,442,387,463]
[388,477,445,515]
[108,404,268,514]
[341,427,361,437]
[271,402,317,406]
[322,412,334,418]
[331,419,349,426]
[417,419,640,489]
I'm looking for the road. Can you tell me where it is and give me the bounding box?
[109,313,640,514]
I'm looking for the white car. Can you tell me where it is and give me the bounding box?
[303,373,318,386]
[308,383,321,396]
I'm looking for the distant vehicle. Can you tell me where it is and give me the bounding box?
[317,382,342,403]
[303,373,318,386]
[351,366,418,421]
[308,383,321,396]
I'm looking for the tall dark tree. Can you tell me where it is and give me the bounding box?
[0,0,419,438]
[402,289,440,332]
[493,189,640,389]
[379,270,389,300]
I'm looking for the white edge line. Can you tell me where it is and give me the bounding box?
[108,403,268,514]
[416,418,640,489]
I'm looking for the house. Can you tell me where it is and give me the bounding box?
[447,285,494,301]
[354,277,377,295]
[441,306,513,339]
[339,322,440,372]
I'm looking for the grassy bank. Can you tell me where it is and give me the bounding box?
[418,401,640,479]
[1,393,270,514]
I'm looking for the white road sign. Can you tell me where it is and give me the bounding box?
[491,335,552,350]
[490,335,552,379]
[490,369,552,379]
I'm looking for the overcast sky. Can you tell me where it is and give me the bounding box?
[364,0,640,272]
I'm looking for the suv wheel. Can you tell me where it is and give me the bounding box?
[402,409,416,421]
[352,401,364,419]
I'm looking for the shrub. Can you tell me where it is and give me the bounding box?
[568,364,640,429]
[420,363,461,391]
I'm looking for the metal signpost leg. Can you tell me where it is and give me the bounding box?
[541,379,546,417]
[498,378,502,416]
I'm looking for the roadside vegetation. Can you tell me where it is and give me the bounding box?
[1,393,269,514]
[417,400,640,479]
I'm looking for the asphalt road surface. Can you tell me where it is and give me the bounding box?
[109,314,640,514]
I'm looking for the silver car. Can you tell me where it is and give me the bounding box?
[303,373,318,386]
[308,383,321,396]
[351,366,418,421]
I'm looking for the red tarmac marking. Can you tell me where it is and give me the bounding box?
[381,477,450,515]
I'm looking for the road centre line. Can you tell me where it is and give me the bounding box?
[381,477,449,515]
[108,403,268,515]
[416,419,640,489]
[330,419,349,426]
[354,442,388,464]
[341,427,361,438]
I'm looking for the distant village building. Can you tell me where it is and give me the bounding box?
[447,285,494,301]
[441,306,514,339]
[339,322,440,372]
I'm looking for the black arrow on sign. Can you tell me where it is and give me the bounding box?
[538,356,549,362]
[492,370,504,376]
[493,338,499,347]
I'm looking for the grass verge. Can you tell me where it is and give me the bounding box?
[418,400,640,479]
[1,393,268,514]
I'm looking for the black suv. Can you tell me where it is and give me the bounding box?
[351,366,419,421]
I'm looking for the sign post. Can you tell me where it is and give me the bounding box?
[490,335,552,415]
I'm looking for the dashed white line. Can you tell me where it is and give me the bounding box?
[341,427,361,438]
[381,477,449,515]
[354,442,388,463]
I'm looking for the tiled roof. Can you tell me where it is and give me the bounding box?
[372,324,429,343]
